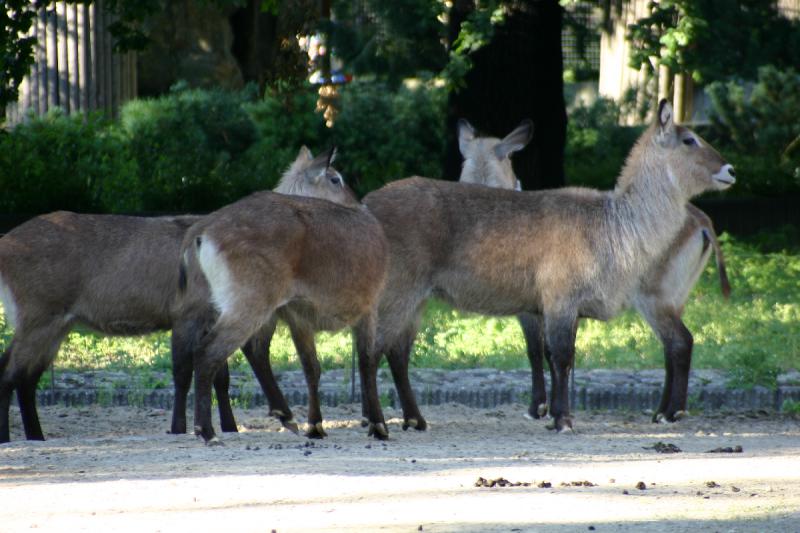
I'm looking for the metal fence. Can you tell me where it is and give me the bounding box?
[4,0,137,126]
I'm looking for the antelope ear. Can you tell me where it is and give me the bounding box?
[326,146,337,168]
[458,119,476,156]
[297,145,313,162]
[655,99,677,145]
[658,99,674,131]
[305,147,335,184]
[495,119,533,160]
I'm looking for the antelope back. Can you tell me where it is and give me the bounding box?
[458,119,533,190]
[273,146,358,206]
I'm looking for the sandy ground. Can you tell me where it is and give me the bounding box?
[1,403,799,533]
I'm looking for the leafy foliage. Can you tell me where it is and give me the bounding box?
[441,0,505,92]
[0,0,39,117]
[327,0,447,85]
[0,109,136,213]
[330,80,446,194]
[119,84,260,212]
[563,96,643,190]
[704,66,800,196]
[627,0,800,84]
[0,81,445,212]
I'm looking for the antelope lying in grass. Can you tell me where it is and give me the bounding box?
[457,119,730,426]
[358,100,735,437]
[0,147,353,443]
[177,176,388,444]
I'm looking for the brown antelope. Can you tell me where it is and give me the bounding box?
[177,185,388,444]
[169,146,360,437]
[357,100,735,437]
[456,119,730,426]
[0,146,354,443]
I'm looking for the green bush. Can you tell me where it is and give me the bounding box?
[563,97,643,190]
[330,80,446,194]
[0,109,136,213]
[0,81,447,214]
[119,83,261,212]
[236,87,329,199]
[705,66,800,196]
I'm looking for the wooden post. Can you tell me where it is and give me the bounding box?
[131,50,137,100]
[57,2,69,112]
[68,4,80,113]
[102,1,113,116]
[76,4,87,112]
[657,64,670,103]
[47,7,58,110]
[673,72,693,123]
[111,41,121,118]
[94,1,104,113]
[38,9,48,115]
[88,3,97,111]
[29,13,40,120]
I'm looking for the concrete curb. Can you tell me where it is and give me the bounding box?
[32,368,800,413]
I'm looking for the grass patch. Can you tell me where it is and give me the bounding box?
[0,231,797,385]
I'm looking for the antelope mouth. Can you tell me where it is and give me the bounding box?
[712,164,736,188]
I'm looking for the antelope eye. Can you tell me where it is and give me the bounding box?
[330,176,342,185]
[682,137,697,146]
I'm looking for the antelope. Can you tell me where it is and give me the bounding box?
[356,100,735,437]
[170,146,360,438]
[177,180,388,444]
[457,119,730,426]
[0,146,354,443]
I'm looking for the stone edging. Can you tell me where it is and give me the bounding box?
[31,367,800,413]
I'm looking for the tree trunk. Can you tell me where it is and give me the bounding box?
[445,0,567,190]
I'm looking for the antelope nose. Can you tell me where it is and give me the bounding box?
[713,164,736,186]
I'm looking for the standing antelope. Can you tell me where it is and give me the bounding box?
[0,146,354,443]
[456,119,730,426]
[178,184,388,444]
[357,100,735,437]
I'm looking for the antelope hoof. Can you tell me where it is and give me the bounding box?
[402,417,428,431]
[537,403,548,418]
[654,413,667,424]
[360,417,370,428]
[545,416,574,433]
[281,418,300,435]
[368,422,389,440]
[305,422,327,439]
[673,410,687,421]
[205,436,224,447]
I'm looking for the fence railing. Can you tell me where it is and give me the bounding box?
[4,0,137,126]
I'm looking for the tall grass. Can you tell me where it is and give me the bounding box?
[0,231,797,387]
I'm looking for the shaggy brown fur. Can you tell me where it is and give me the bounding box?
[359,100,734,435]
[0,147,354,443]
[178,191,388,443]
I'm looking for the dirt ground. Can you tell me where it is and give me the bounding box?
[1,403,799,532]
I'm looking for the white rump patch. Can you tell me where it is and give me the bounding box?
[196,237,238,318]
[0,275,18,330]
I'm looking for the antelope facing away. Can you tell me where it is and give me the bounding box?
[357,100,735,437]
[177,178,388,444]
[0,146,354,443]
